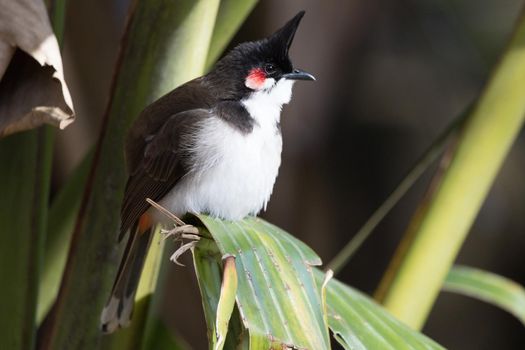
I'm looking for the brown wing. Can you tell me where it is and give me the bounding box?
[119,109,211,240]
[125,78,217,175]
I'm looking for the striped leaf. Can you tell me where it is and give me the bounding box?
[191,215,444,349]
[443,265,525,326]
[316,270,444,350]
[192,215,330,350]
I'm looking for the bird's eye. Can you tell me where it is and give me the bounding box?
[264,63,276,75]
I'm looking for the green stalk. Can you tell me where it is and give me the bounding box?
[0,130,49,350]
[39,1,220,348]
[0,0,65,347]
[381,8,525,329]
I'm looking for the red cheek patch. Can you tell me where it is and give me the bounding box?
[245,68,267,90]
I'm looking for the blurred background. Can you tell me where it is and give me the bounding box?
[56,0,525,348]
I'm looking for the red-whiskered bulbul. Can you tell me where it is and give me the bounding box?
[100,11,315,333]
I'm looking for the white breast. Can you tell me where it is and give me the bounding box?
[157,79,294,221]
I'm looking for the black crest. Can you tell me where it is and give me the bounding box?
[206,11,307,99]
[266,11,305,61]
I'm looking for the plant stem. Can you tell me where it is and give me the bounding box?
[380,8,525,329]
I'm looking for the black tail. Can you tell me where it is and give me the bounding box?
[100,225,153,333]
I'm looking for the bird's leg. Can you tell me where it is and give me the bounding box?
[146,198,202,266]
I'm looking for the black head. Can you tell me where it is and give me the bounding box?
[207,11,315,99]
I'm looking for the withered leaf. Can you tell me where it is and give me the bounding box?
[0,0,74,138]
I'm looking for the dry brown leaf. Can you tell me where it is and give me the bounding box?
[0,0,74,138]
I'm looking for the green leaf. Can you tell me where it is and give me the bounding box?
[193,235,224,339]
[443,265,525,326]
[214,255,238,350]
[38,151,93,324]
[192,215,330,350]
[315,270,444,350]
[0,129,51,350]
[193,233,248,350]
[191,215,444,350]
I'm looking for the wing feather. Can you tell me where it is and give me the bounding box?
[119,109,210,240]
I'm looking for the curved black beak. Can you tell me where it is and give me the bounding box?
[282,69,316,81]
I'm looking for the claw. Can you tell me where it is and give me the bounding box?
[170,240,199,266]
[161,224,200,265]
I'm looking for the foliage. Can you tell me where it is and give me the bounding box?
[0,0,524,349]
[190,215,444,349]
[444,266,525,326]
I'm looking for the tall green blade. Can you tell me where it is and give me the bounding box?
[40,1,219,348]
[443,265,525,325]
[381,8,525,329]
[0,129,50,350]
[193,215,331,350]
[38,151,93,324]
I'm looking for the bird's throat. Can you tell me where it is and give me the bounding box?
[242,79,294,126]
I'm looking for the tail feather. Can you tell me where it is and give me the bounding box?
[100,225,153,333]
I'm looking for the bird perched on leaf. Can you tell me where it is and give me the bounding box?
[101,11,315,333]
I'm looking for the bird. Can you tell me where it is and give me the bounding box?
[100,11,315,333]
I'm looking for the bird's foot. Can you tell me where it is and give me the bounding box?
[169,239,200,266]
[161,224,201,266]
[146,198,203,266]
[161,224,200,241]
